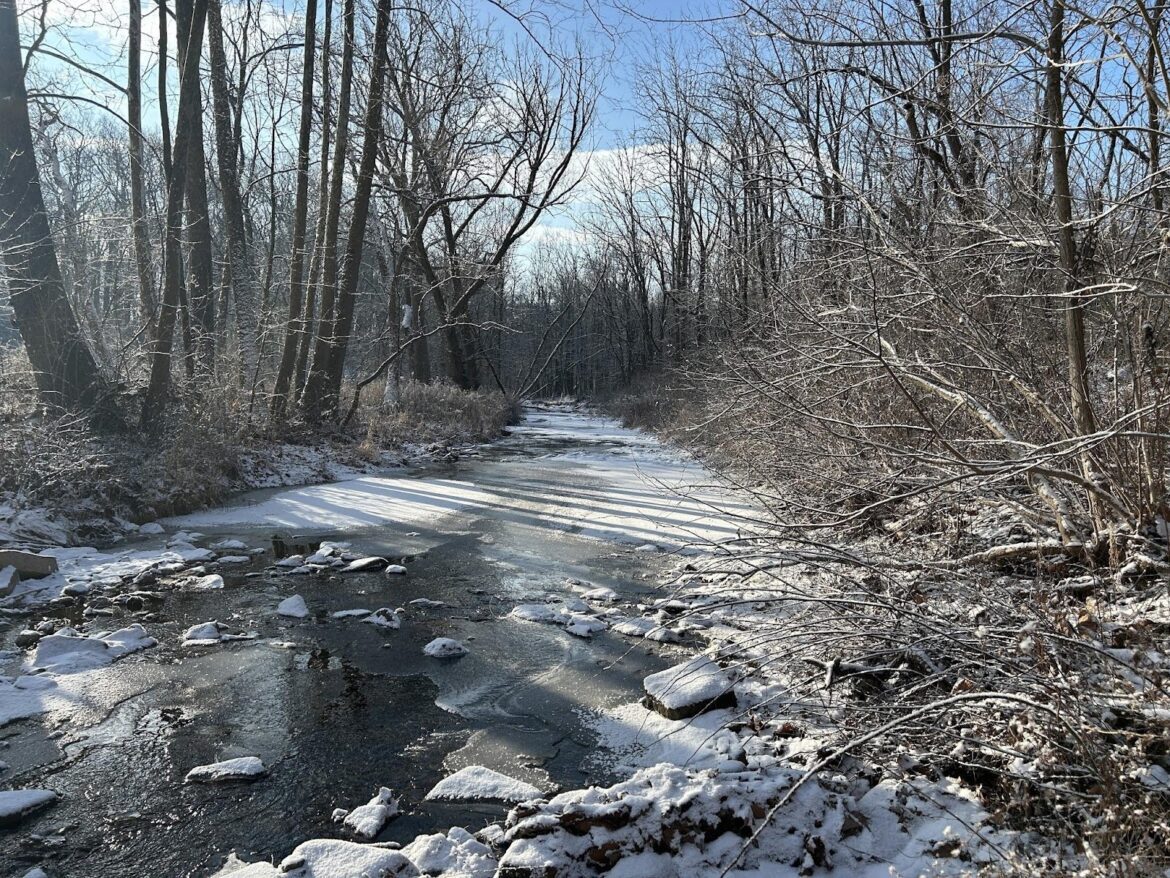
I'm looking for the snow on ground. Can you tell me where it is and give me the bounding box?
[425,765,544,803]
[169,406,755,552]
[185,757,268,783]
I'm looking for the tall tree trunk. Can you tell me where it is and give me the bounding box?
[300,0,354,421]
[207,0,257,376]
[158,0,172,184]
[270,0,318,418]
[128,0,156,335]
[176,0,216,371]
[141,0,209,433]
[0,0,120,427]
[320,0,392,411]
[1047,0,1100,542]
[294,0,334,403]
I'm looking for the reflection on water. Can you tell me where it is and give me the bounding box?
[0,412,688,878]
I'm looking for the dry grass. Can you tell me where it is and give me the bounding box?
[0,346,518,542]
[358,379,520,450]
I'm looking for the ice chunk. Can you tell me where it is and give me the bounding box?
[423,637,467,658]
[278,595,310,618]
[331,608,372,618]
[192,574,225,590]
[31,624,156,673]
[0,789,58,827]
[185,756,267,783]
[425,765,542,803]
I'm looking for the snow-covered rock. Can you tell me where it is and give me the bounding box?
[275,555,305,568]
[211,539,248,551]
[341,556,388,573]
[643,656,735,720]
[278,839,415,877]
[423,637,467,658]
[0,789,58,827]
[216,555,252,565]
[425,765,542,803]
[362,608,401,629]
[384,564,407,575]
[399,827,496,876]
[139,522,165,535]
[30,624,156,673]
[192,573,225,590]
[278,595,310,618]
[565,615,608,638]
[183,621,227,645]
[184,756,267,783]
[612,616,680,643]
[582,585,619,602]
[408,598,445,608]
[341,787,398,839]
[511,603,569,624]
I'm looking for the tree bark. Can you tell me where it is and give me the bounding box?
[0,0,119,427]
[300,0,354,421]
[270,0,318,418]
[128,0,156,335]
[176,0,216,371]
[207,0,257,375]
[320,0,393,411]
[141,0,209,432]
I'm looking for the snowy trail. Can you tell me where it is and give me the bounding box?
[0,404,751,877]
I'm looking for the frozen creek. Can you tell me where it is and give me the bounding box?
[0,405,752,877]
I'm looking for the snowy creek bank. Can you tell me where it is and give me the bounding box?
[0,404,756,877]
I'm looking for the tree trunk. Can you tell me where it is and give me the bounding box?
[294,0,334,403]
[0,0,119,427]
[141,0,209,433]
[176,0,216,371]
[320,0,392,411]
[300,0,355,421]
[207,0,257,376]
[270,0,318,418]
[128,0,156,335]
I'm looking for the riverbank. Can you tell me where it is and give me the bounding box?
[0,379,518,550]
[4,404,1164,877]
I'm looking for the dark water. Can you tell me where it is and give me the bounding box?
[0,419,684,877]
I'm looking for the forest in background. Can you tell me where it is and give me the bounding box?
[3,0,1170,566]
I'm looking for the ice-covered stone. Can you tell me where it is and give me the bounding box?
[184,756,267,783]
